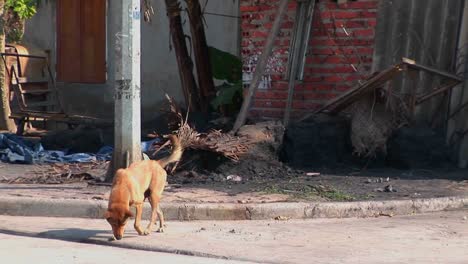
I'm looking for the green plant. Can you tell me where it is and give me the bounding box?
[5,0,39,19]
[208,46,243,112]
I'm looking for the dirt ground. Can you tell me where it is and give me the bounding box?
[1,121,467,203]
[1,160,467,203]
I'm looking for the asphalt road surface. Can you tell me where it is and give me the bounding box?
[0,209,467,264]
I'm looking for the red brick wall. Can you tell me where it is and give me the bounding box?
[241,0,378,120]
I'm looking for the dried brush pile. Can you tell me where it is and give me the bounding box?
[163,94,251,161]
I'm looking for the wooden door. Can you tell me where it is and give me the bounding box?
[57,0,106,83]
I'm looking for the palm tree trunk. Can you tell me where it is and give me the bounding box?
[186,0,215,112]
[164,0,201,112]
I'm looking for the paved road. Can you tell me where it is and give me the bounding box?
[0,209,467,264]
[0,233,250,264]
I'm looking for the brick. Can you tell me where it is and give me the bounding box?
[336,85,351,92]
[271,82,289,90]
[240,6,260,12]
[255,91,288,100]
[292,100,321,110]
[367,19,377,27]
[251,31,268,38]
[333,11,362,19]
[323,75,345,83]
[353,29,374,37]
[312,48,336,55]
[338,1,379,9]
[309,66,356,74]
[361,11,378,18]
[253,100,286,109]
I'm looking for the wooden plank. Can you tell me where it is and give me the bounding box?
[298,63,405,122]
[11,77,48,85]
[402,57,464,82]
[80,0,106,83]
[21,89,53,95]
[57,0,81,82]
[25,101,56,108]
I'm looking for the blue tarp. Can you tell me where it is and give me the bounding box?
[0,133,159,164]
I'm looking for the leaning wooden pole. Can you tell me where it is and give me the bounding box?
[186,0,216,112]
[231,0,289,133]
[165,0,201,111]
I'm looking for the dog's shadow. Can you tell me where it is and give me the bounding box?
[0,227,139,244]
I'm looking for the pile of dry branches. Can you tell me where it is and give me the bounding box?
[163,94,251,161]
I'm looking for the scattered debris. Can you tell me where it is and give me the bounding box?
[1,162,107,184]
[376,212,394,217]
[227,175,242,182]
[384,185,397,192]
[195,227,207,233]
[366,177,390,184]
[274,216,290,221]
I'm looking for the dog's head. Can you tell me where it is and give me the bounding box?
[104,207,133,240]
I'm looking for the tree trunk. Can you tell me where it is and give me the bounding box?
[164,0,200,112]
[186,0,215,112]
[0,0,15,131]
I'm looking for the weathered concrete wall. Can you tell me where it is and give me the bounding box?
[21,0,240,124]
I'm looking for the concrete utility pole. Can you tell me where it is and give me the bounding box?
[106,0,142,181]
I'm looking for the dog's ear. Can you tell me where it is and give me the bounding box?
[103,210,111,219]
[125,210,134,218]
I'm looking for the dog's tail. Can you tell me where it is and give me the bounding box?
[158,134,183,168]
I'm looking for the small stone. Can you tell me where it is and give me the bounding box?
[463,216,467,221]
[200,227,206,231]
[385,177,390,182]
[306,172,321,177]
[227,175,243,182]
[237,200,247,204]
[365,179,372,184]
[229,229,236,233]
[384,185,397,192]
[375,188,384,192]
[274,216,290,221]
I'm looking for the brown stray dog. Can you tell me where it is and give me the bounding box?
[104,135,182,240]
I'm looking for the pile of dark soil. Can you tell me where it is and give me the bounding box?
[279,116,457,171]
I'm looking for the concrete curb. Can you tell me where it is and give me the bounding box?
[0,196,467,220]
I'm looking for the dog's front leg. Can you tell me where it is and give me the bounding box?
[133,203,145,235]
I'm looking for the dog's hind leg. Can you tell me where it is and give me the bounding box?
[147,194,165,233]
[155,204,165,233]
[144,196,158,235]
